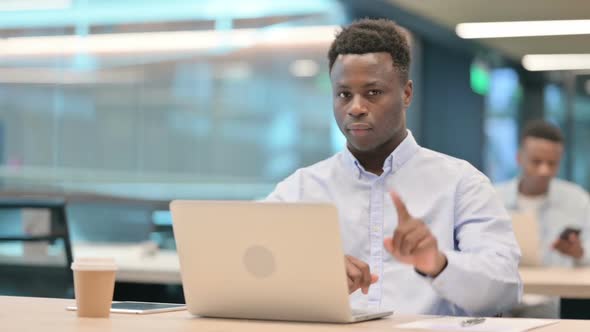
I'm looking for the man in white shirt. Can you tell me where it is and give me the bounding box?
[496,120,590,317]
[266,18,521,316]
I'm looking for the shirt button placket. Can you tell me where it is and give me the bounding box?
[367,178,384,309]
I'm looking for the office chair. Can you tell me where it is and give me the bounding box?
[0,197,74,298]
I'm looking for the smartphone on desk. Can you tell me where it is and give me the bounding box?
[559,227,581,241]
[66,301,186,314]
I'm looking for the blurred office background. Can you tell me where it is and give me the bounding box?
[1,0,590,302]
[1,0,590,200]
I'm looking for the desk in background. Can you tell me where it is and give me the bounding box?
[58,250,590,292]
[80,251,590,294]
[520,267,590,319]
[0,242,182,302]
[0,242,181,284]
[75,243,181,284]
[520,267,590,298]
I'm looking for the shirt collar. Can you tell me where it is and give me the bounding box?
[504,179,520,209]
[343,130,420,179]
[507,177,556,209]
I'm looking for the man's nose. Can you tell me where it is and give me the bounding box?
[348,95,368,118]
[537,163,553,177]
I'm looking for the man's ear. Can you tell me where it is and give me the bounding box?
[403,80,413,109]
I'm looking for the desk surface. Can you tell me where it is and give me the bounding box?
[3,296,590,332]
[519,267,590,298]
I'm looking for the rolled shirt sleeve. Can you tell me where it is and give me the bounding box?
[429,173,522,315]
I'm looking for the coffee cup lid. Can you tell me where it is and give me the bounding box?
[71,257,117,271]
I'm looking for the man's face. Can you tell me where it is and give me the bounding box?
[518,137,563,190]
[330,52,412,153]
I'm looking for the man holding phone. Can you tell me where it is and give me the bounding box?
[496,120,590,317]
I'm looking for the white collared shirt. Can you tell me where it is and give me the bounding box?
[266,131,522,316]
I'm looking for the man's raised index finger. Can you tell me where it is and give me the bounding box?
[390,191,411,222]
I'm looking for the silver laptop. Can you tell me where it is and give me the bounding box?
[510,212,542,266]
[170,200,392,323]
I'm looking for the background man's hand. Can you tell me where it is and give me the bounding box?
[384,191,447,277]
[345,255,378,294]
[553,233,584,259]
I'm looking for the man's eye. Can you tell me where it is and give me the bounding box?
[338,92,351,98]
[368,90,382,96]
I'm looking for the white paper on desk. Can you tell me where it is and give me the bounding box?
[395,317,558,332]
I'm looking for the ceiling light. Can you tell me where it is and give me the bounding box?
[456,20,590,39]
[522,54,590,71]
[0,26,338,58]
[0,0,70,11]
[216,62,252,80]
[289,59,319,77]
[0,67,143,84]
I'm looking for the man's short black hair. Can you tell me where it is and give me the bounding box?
[328,18,411,81]
[520,119,564,144]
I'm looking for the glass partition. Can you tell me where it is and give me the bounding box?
[0,0,347,200]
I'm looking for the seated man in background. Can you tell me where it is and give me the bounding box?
[266,18,521,316]
[496,120,590,318]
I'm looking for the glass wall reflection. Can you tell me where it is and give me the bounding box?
[0,0,347,200]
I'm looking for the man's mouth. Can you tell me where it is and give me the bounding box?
[346,123,372,130]
[346,123,372,136]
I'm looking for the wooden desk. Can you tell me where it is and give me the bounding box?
[2,296,589,332]
[519,267,590,299]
